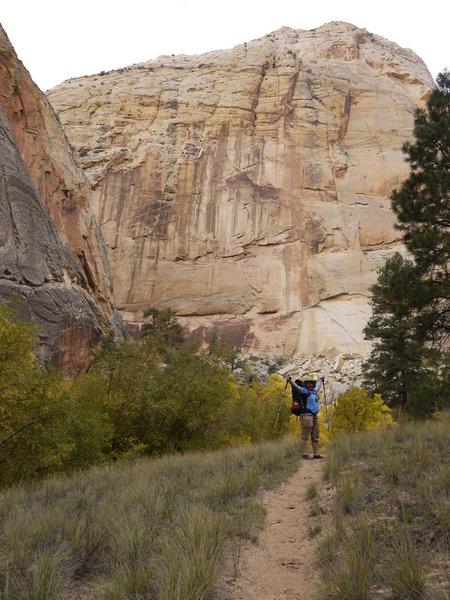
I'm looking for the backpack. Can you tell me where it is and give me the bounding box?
[291,379,309,416]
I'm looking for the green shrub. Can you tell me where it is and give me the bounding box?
[0,303,110,485]
[330,387,393,436]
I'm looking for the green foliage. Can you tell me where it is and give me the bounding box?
[364,72,450,414]
[84,339,236,456]
[71,335,293,462]
[0,303,113,485]
[390,71,450,347]
[406,352,450,417]
[330,387,393,436]
[138,342,236,453]
[141,307,185,351]
[62,376,112,468]
[0,300,295,486]
[362,253,433,409]
[88,338,162,456]
[0,304,71,485]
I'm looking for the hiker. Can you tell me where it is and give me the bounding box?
[287,374,324,460]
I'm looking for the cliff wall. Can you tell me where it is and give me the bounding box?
[47,22,434,355]
[0,24,122,373]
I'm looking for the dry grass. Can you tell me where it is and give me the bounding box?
[317,418,450,600]
[0,438,299,599]
[305,482,319,501]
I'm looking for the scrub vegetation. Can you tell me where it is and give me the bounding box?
[318,418,449,600]
[0,438,299,599]
[0,302,298,488]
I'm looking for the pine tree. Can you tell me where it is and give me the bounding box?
[363,72,449,413]
[141,307,185,350]
[391,70,450,347]
[362,253,432,409]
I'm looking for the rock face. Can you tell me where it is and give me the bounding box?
[0,24,123,373]
[0,106,99,373]
[48,22,434,356]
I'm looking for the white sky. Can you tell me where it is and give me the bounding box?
[1,0,448,92]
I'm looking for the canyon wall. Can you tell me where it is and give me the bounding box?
[0,104,103,373]
[0,24,123,373]
[47,22,434,356]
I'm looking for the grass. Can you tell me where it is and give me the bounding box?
[386,535,426,600]
[317,418,450,600]
[337,472,362,514]
[0,437,299,599]
[305,482,318,500]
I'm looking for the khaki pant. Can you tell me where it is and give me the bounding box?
[300,414,319,443]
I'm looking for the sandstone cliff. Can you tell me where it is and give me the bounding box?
[0,105,102,373]
[0,24,123,373]
[48,22,434,355]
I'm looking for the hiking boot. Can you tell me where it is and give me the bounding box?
[313,454,324,459]
[302,454,310,460]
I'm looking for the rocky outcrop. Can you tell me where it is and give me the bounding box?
[0,24,123,373]
[0,105,103,373]
[278,351,364,403]
[47,22,434,356]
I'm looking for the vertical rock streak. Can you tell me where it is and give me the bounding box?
[47,22,433,354]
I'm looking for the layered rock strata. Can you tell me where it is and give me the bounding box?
[48,22,434,355]
[0,105,102,372]
[0,24,122,372]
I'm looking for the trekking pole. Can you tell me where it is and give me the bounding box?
[274,380,289,430]
[322,377,330,431]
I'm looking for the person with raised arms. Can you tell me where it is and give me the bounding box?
[287,373,324,460]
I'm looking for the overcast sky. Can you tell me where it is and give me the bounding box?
[1,0,448,92]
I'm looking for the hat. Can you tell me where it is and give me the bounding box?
[302,373,317,383]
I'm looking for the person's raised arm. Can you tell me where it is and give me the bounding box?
[287,375,308,394]
[315,376,324,393]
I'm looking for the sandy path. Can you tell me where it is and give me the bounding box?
[219,458,327,600]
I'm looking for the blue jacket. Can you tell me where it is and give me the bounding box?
[290,379,322,415]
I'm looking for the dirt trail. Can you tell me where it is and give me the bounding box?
[219,459,328,600]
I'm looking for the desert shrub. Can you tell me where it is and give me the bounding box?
[330,387,393,436]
